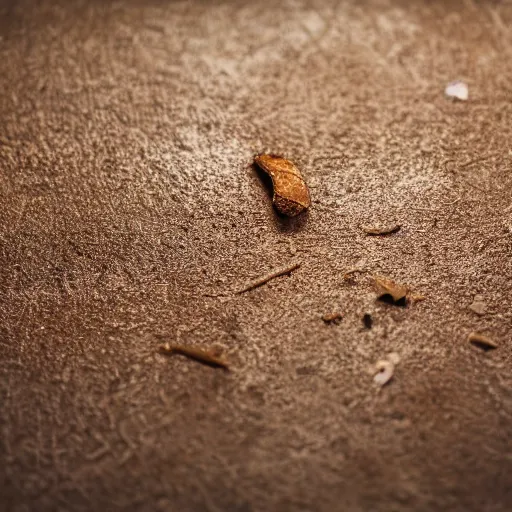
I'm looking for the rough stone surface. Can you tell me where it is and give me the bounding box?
[1,1,512,511]
[469,297,487,316]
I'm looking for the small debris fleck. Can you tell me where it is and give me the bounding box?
[363,224,401,236]
[322,312,343,325]
[373,360,394,387]
[254,154,311,216]
[159,343,230,370]
[469,295,486,316]
[374,276,408,306]
[342,268,367,283]
[468,332,497,351]
[363,313,373,329]
[445,80,468,101]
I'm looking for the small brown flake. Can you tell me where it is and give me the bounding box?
[468,332,498,351]
[374,276,408,306]
[254,154,311,216]
[363,224,401,236]
[322,312,343,324]
[159,343,230,370]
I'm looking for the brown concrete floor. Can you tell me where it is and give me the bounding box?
[1,1,512,511]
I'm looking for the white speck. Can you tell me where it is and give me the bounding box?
[445,81,468,101]
[373,360,394,386]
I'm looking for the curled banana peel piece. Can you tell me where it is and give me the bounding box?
[254,154,311,217]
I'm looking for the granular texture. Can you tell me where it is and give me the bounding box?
[1,1,511,511]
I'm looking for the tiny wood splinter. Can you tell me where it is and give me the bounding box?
[237,262,300,294]
[363,224,401,236]
[254,154,311,216]
[159,343,229,370]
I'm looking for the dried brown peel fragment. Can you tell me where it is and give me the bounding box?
[254,154,311,216]
[468,332,498,351]
[374,276,408,306]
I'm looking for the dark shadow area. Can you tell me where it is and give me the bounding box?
[275,209,309,234]
[363,313,373,329]
[377,294,408,307]
[253,163,273,201]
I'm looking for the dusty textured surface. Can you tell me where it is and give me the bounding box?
[1,1,512,511]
